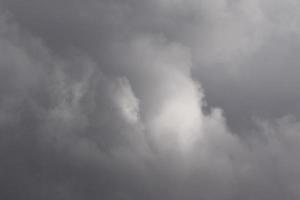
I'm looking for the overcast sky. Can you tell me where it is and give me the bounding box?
[1,0,300,199]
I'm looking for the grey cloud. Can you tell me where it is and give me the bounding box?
[4,0,300,133]
[1,1,300,200]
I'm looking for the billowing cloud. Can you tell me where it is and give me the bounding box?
[1,0,300,200]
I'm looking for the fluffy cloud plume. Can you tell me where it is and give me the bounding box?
[1,1,300,200]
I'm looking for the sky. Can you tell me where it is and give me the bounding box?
[1,0,300,199]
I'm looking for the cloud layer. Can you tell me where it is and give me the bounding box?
[1,0,300,199]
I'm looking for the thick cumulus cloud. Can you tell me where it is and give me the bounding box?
[2,1,300,200]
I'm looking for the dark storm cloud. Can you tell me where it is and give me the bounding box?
[2,0,300,200]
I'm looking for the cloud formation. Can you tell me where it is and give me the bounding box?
[1,0,300,199]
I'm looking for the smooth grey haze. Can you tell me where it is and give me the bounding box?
[1,0,300,200]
